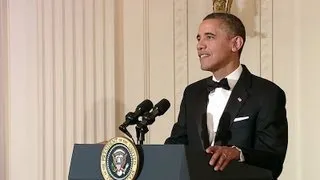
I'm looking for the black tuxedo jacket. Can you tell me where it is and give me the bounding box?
[165,65,288,179]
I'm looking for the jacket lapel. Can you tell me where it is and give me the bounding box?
[214,65,252,144]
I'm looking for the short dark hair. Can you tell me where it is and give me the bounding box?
[203,13,246,55]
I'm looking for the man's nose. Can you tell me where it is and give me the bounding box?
[197,40,206,51]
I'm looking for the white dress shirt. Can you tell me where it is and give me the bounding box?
[207,65,243,146]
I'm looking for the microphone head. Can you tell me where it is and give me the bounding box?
[123,99,153,126]
[136,99,153,114]
[154,98,170,116]
[137,98,170,127]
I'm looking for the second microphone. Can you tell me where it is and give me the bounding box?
[136,98,171,129]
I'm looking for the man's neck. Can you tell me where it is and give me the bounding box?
[212,61,240,81]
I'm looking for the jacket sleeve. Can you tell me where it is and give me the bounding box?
[165,89,189,145]
[240,88,288,179]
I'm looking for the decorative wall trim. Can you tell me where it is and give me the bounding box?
[143,0,151,143]
[105,0,116,139]
[36,0,44,179]
[114,0,124,137]
[174,0,188,121]
[0,0,8,179]
[260,0,273,80]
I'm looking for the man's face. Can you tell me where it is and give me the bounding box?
[196,19,234,72]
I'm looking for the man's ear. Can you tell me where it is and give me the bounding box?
[231,36,244,53]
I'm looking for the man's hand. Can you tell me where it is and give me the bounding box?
[206,146,240,171]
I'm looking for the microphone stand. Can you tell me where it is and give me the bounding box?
[135,125,149,145]
[135,117,153,145]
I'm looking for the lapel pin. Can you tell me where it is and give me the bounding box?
[237,97,242,102]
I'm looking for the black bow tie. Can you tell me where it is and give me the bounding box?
[207,78,230,92]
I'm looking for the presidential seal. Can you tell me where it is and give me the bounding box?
[101,137,139,180]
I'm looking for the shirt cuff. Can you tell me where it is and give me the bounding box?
[232,146,245,162]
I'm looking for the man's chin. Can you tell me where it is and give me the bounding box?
[200,65,215,72]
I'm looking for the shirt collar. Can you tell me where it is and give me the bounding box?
[212,64,243,90]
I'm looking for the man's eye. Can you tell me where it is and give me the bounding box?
[207,36,214,39]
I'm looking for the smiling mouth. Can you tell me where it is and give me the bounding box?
[199,54,210,59]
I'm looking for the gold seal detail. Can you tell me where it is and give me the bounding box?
[101,137,139,180]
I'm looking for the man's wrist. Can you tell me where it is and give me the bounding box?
[231,146,245,162]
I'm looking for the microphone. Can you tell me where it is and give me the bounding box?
[119,99,153,138]
[137,98,171,127]
[135,98,170,145]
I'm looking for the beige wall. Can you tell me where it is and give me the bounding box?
[294,0,320,178]
[0,0,319,179]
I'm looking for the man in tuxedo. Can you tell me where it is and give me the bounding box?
[165,12,288,179]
